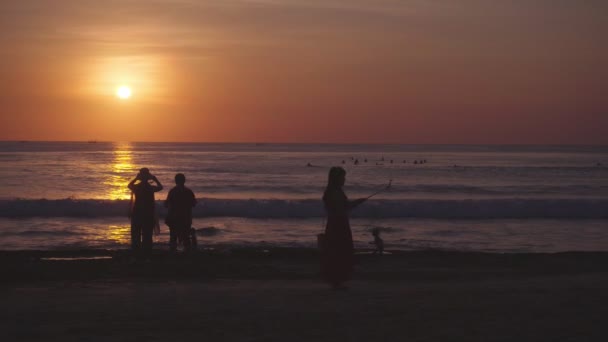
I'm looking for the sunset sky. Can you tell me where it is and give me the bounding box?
[0,0,606,144]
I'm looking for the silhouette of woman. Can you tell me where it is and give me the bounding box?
[128,168,163,257]
[320,167,366,289]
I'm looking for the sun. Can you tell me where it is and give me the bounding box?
[116,85,132,99]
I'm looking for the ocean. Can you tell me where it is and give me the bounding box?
[1,141,607,252]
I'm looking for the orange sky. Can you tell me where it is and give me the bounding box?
[0,0,606,144]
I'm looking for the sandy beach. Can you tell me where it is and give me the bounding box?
[2,249,608,341]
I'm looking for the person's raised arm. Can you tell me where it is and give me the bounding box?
[151,175,163,192]
[127,176,139,192]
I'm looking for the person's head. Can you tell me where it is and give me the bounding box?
[175,173,186,185]
[372,227,381,237]
[327,166,346,189]
[138,167,151,181]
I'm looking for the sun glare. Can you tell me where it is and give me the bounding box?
[116,85,132,99]
[85,56,170,103]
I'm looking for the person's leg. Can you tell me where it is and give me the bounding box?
[131,221,141,251]
[169,226,177,252]
[189,228,198,250]
[142,226,153,257]
[180,225,191,251]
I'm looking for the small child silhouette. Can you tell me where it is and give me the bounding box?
[370,228,384,255]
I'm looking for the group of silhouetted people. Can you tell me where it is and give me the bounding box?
[128,168,197,259]
[128,165,379,290]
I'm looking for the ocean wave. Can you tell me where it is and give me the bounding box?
[189,183,608,196]
[0,198,607,219]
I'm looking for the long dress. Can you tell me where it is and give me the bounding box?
[321,188,354,285]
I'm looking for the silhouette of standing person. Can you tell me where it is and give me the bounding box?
[320,167,366,289]
[164,173,197,252]
[128,168,163,257]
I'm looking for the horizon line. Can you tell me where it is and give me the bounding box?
[2,140,607,147]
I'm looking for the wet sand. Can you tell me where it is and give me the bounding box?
[2,249,608,341]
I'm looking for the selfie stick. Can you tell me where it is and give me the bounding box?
[366,179,392,200]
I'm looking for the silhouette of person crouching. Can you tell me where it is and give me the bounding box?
[164,173,197,252]
[128,168,163,257]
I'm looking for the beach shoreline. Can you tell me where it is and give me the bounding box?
[2,249,608,341]
[3,248,608,282]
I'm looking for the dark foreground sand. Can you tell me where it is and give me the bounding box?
[2,249,608,341]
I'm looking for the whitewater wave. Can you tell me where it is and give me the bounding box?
[0,198,607,219]
[189,183,608,196]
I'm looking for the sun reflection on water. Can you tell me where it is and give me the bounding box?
[104,224,131,245]
[105,142,136,200]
